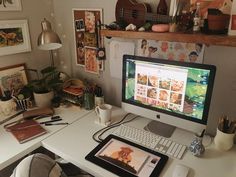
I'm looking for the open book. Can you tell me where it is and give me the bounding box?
[6,119,47,144]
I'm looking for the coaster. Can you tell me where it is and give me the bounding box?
[94,119,111,127]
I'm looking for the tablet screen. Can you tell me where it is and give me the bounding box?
[85,135,168,177]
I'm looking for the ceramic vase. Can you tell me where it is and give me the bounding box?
[189,135,205,156]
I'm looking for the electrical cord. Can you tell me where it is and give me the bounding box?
[92,113,139,143]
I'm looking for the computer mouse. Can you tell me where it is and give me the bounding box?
[172,164,190,177]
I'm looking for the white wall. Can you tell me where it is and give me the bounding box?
[0,0,55,73]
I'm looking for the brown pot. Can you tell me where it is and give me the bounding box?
[208,14,230,31]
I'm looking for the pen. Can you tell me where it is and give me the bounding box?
[40,118,62,124]
[45,122,68,126]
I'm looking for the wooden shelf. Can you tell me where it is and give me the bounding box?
[101,29,236,47]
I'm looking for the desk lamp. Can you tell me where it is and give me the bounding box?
[37,18,62,67]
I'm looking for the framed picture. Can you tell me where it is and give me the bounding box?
[0,20,31,56]
[0,0,22,11]
[0,63,28,97]
[72,8,103,68]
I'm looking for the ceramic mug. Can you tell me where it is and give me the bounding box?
[95,104,112,125]
[0,98,17,116]
[214,128,235,151]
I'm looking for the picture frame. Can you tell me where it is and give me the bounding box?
[0,63,28,97]
[72,8,103,70]
[0,20,31,56]
[0,0,22,11]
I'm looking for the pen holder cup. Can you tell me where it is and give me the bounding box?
[214,128,235,151]
[83,93,94,110]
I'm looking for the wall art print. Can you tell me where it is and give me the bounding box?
[73,8,103,74]
[136,39,205,63]
[0,0,22,11]
[0,20,31,56]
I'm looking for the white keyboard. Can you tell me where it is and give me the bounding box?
[113,124,187,159]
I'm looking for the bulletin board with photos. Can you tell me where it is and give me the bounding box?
[73,8,104,74]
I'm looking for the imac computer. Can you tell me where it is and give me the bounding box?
[122,55,216,137]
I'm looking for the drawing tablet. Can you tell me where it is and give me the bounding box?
[85,135,168,177]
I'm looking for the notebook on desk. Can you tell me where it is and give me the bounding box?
[5,119,47,144]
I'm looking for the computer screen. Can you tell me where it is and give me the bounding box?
[122,55,216,135]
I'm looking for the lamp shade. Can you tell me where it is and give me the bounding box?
[37,18,62,50]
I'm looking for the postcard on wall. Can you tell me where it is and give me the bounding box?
[84,47,99,74]
[72,8,103,68]
[136,39,205,63]
[0,0,22,11]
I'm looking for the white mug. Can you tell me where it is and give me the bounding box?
[95,104,112,125]
[0,98,17,116]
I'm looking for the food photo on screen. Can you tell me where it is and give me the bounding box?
[124,58,211,121]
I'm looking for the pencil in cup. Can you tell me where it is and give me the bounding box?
[217,115,236,134]
[14,97,33,110]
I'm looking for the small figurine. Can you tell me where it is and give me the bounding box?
[125,24,137,31]
[189,129,205,157]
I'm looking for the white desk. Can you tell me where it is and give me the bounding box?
[0,106,91,170]
[42,106,236,177]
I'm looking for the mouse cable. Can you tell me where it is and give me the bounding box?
[97,114,140,142]
[92,113,139,143]
[92,113,132,143]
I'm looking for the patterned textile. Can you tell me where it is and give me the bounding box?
[10,153,67,177]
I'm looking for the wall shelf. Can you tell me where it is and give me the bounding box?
[101,29,236,47]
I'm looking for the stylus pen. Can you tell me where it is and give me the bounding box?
[45,122,68,126]
[40,118,62,124]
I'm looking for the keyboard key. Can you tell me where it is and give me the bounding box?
[177,146,187,159]
[174,145,183,158]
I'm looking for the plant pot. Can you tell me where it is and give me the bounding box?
[33,91,54,108]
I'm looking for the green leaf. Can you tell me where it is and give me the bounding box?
[41,66,56,75]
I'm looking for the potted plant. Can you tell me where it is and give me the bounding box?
[26,66,67,108]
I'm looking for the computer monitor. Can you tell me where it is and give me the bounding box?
[122,55,216,137]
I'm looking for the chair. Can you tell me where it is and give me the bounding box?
[10,153,67,177]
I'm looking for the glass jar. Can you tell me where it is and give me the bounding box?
[83,93,94,110]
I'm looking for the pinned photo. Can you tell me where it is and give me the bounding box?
[84,47,99,74]
[75,19,85,31]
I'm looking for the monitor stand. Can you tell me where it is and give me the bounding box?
[144,120,176,138]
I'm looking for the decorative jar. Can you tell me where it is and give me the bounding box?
[189,134,205,156]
